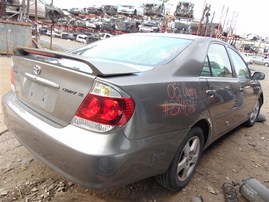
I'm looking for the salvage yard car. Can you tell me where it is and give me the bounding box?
[174,1,194,19]
[139,20,160,32]
[2,33,265,191]
[240,52,252,64]
[76,34,90,44]
[6,0,63,19]
[117,5,137,15]
[250,55,269,66]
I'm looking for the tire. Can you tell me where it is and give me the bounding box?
[155,127,204,191]
[265,63,269,67]
[244,98,261,127]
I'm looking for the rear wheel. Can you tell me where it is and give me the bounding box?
[244,99,261,127]
[156,127,204,191]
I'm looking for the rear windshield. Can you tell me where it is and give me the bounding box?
[70,35,192,66]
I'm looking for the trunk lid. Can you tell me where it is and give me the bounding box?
[12,48,140,126]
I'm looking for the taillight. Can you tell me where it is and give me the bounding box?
[71,82,135,132]
[76,94,134,125]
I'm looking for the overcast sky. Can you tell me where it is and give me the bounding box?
[49,0,267,36]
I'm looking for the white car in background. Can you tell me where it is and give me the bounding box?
[139,20,160,33]
[99,33,114,40]
[240,53,252,64]
[117,3,144,16]
[76,34,90,44]
[117,5,138,15]
[250,56,269,66]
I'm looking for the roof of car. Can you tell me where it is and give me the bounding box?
[121,33,218,43]
[126,32,183,38]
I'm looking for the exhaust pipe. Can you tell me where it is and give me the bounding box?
[239,177,269,202]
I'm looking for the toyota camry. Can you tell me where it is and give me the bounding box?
[2,33,265,191]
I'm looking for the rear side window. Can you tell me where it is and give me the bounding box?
[228,48,250,79]
[201,44,233,77]
[71,35,192,67]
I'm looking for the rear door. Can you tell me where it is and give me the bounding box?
[200,43,241,137]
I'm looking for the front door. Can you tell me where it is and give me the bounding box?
[227,47,258,121]
[200,43,241,137]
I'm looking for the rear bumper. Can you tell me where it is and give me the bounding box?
[2,91,185,188]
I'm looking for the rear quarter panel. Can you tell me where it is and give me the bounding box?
[104,73,208,140]
[102,37,212,140]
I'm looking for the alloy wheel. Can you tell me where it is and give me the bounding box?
[177,136,201,181]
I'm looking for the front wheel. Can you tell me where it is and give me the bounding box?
[156,127,204,191]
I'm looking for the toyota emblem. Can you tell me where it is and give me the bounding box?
[33,65,41,75]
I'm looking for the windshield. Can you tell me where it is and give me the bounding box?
[71,34,192,67]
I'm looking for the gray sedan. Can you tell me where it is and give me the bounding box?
[2,33,265,191]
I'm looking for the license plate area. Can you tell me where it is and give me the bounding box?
[20,76,58,112]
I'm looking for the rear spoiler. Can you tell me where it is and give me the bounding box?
[14,47,104,76]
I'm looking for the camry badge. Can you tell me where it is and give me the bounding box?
[33,65,41,75]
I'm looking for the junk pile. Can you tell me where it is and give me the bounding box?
[223,177,269,202]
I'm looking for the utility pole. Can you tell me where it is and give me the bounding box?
[35,0,38,43]
[197,3,210,36]
[217,6,225,38]
[227,11,235,43]
[26,0,30,18]
[0,0,7,18]
[209,11,215,37]
[197,0,206,36]
[20,0,26,21]
[222,7,229,41]
[50,0,54,49]
[203,5,211,36]
[232,13,238,35]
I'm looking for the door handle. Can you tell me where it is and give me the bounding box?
[206,90,216,96]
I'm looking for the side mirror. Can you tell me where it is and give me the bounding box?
[252,72,265,80]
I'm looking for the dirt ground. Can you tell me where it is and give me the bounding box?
[1,52,269,202]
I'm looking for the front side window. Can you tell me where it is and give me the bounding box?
[228,48,250,79]
[202,44,233,78]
